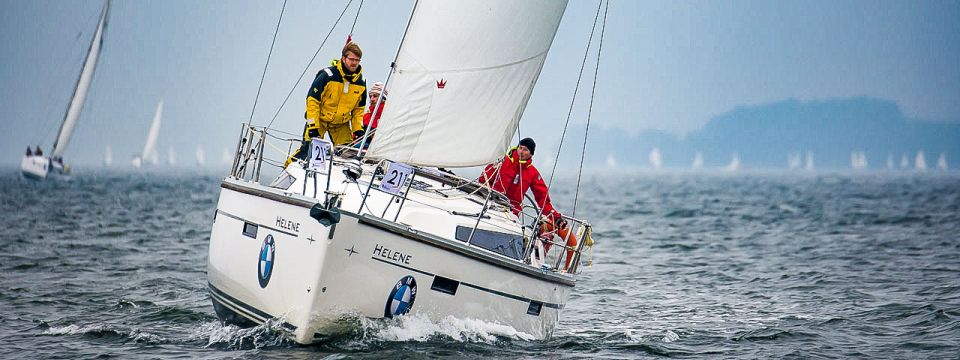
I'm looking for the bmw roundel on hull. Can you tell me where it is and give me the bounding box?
[258,235,276,288]
[384,275,417,318]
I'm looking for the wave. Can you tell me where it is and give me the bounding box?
[42,323,167,344]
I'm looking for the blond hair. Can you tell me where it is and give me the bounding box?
[342,42,362,58]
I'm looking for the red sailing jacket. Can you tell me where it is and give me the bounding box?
[478,148,561,221]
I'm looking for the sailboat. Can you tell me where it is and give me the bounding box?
[900,153,910,169]
[167,146,177,166]
[805,151,815,171]
[724,152,740,172]
[915,151,927,171]
[132,101,163,169]
[850,151,867,170]
[691,151,704,170]
[20,1,111,179]
[206,0,596,344]
[787,152,801,170]
[195,146,206,166]
[886,153,894,170]
[104,145,113,167]
[648,147,662,169]
[937,153,948,171]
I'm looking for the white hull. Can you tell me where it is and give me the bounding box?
[21,155,50,179]
[208,159,581,344]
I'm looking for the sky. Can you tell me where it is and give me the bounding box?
[0,0,958,168]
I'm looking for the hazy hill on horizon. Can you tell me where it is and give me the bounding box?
[555,97,959,170]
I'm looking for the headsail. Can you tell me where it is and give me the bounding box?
[51,0,111,158]
[364,0,568,167]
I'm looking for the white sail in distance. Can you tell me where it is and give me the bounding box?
[140,101,163,165]
[365,0,568,167]
[196,146,206,166]
[692,151,704,170]
[648,147,662,169]
[52,1,111,158]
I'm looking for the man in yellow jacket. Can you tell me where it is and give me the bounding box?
[287,42,367,166]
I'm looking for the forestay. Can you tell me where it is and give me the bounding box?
[364,0,567,168]
[52,1,110,158]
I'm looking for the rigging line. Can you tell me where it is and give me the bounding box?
[247,0,288,126]
[572,0,609,218]
[546,0,604,190]
[349,0,364,36]
[266,0,356,129]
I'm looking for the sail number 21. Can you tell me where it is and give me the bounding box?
[380,161,413,195]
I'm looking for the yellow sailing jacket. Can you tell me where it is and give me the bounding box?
[305,60,367,132]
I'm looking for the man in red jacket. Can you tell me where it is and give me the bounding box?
[478,138,567,226]
[478,137,577,269]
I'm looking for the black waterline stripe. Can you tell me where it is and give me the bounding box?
[208,283,297,331]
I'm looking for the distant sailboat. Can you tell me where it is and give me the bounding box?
[886,153,894,170]
[851,151,867,170]
[167,146,177,166]
[724,152,740,172]
[605,153,617,168]
[20,1,111,179]
[805,151,815,171]
[195,146,206,166]
[648,147,662,169]
[937,153,948,171]
[915,151,927,171]
[787,152,801,170]
[692,151,704,170]
[104,145,113,167]
[900,154,909,169]
[132,101,163,168]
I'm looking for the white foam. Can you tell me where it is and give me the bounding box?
[360,314,535,343]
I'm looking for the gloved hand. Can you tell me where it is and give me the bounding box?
[353,129,365,139]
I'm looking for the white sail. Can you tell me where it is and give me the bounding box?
[196,146,206,166]
[364,0,568,167]
[648,147,662,169]
[886,153,894,170]
[168,146,177,166]
[142,101,163,163]
[915,151,927,171]
[787,152,801,169]
[805,151,815,171]
[900,153,909,168]
[52,1,110,158]
[104,145,113,167]
[724,152,740,172]
[605,153,617,168]
[692,151,704,170]
[937,153,948,171]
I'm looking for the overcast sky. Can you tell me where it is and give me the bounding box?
[1,0,958,167]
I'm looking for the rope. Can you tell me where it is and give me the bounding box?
[572,0,609,218]
[265,0,356,129]
[247,0,288,126]
[349,0,364,38]
[546,0,604,190]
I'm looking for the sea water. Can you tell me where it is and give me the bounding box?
[1,169,957,358]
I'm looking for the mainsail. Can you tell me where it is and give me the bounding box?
[51,1,111,158]
[142,101,163,163]
[364,0,568,167]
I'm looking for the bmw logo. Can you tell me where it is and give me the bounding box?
[384,275,417,318]
[257,235,276,288]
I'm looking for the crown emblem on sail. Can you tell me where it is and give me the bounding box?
[436,79,446,89]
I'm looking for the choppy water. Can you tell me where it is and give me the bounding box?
[1,168,958,359]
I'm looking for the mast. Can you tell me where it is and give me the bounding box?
[51,0,111,158]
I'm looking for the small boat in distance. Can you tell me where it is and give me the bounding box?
[132,101,163,169]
